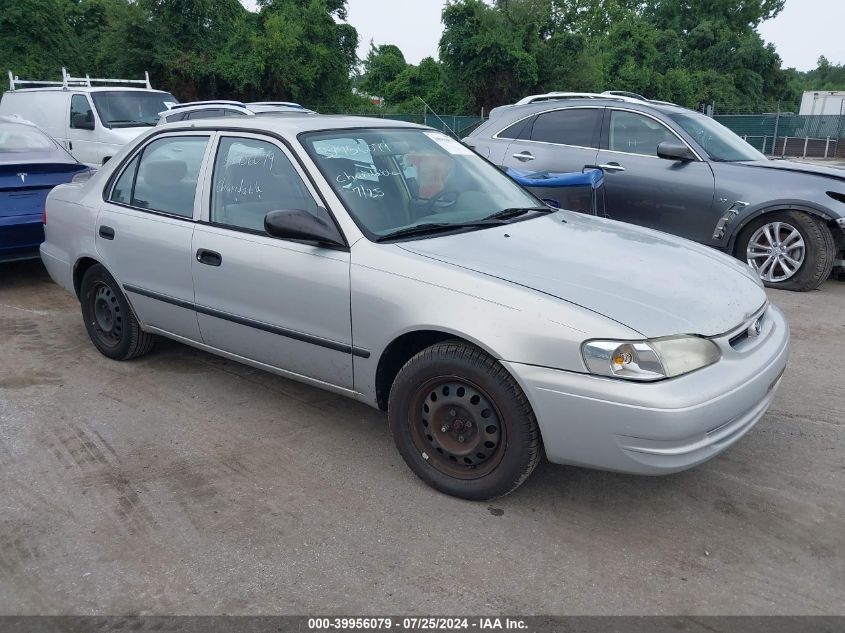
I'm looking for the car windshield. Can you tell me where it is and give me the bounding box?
[0,123,56,151]
[91,91,178,127]
[301,128,545,240]
[668,111,766,162]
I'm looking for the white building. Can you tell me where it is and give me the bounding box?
[799,90,845,116]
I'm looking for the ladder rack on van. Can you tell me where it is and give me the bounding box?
[7,68,153,91]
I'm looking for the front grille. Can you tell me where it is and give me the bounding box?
[729,311,766,350]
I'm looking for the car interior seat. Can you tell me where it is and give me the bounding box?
[133,159,195,216]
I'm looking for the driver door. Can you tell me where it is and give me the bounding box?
[67,94,100,166]
[596,108,716,242]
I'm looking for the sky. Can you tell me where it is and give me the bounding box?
[242,0,845,71]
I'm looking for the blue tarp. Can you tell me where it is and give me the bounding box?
[506,167,604,190]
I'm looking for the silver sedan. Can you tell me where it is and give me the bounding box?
[40,116,789,499]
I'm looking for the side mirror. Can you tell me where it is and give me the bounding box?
[657,140,695,162]
[264,209,345,247]
[71,113,95,130]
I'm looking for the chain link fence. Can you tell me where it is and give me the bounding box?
[709,102,845,159]
[320,110,486,139]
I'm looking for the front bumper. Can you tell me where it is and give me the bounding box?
[504,304,790,475]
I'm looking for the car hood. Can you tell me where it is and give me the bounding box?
[398,212,766,338]
[738,159,845,182]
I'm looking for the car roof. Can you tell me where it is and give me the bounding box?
[159,103,252,117]
[158,114,427,136]
[490,97,692,118]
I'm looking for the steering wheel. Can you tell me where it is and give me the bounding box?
[424,189,460,214]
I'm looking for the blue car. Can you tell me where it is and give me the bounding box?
[1,116,89,262]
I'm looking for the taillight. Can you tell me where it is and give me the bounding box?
[43,205,47,225]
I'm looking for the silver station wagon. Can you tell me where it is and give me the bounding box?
[40,116,790,499]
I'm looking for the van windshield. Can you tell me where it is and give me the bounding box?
[91,91,178,128]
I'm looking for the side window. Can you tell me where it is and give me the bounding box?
[129,136,209,217]
[110,154,140,205]
[608,110,678,156]
[530,108,600,147]
[497,117,533,140]
[70,95,94,129]
[224,110,248,117]
[164,112,187,123]
[211,136,320,233]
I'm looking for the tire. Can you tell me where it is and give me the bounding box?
[737,210,835,292]
[80,264,155,360]
[388,340,541,500]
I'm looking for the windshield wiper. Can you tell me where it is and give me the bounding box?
[481,206,554,221]
[376,221,508,242]
[108,120,154,127]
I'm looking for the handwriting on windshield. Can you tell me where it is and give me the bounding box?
[335,165,400,185]
[320,141,391,159]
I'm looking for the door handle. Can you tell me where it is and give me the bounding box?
[196,249,222,267]
[98,225,115,240]
[512,151,535,162]
[597,162,626,172]
[68,141,73,151]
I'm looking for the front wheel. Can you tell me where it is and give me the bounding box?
[738,211,835,291]
[388,341,541,500]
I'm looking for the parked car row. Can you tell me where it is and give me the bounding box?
[37,114,789,499]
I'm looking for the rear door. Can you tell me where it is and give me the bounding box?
[498,107,602,210]
[499,107,601,174]
[595,108,716,242]
[191,133,353,389]
[96,132,213,341]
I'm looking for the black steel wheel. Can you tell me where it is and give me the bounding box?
[410,378,506,479]
[80,264,155,360]
[389,340,541,500]
[90,282,124,348]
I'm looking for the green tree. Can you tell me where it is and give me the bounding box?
[360,44,407,97]
[440,0,539,112]
[1,0,80,84]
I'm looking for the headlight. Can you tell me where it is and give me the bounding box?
[582,336,721,381]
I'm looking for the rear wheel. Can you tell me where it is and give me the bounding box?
[388,341,541,500]
[80,264,155,360]
[738,211,835,291]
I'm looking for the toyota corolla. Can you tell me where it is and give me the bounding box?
[39,116,790,499]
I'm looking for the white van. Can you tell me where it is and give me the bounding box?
[1,69,178,167]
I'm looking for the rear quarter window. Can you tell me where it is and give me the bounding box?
[496,116,534,140]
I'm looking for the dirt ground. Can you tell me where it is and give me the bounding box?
[1,259,843,615]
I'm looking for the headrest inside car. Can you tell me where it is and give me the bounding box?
[143,160,187,186]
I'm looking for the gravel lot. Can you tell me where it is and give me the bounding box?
[1,260,843,615]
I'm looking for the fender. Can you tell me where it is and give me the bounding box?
[724,199,841,254]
